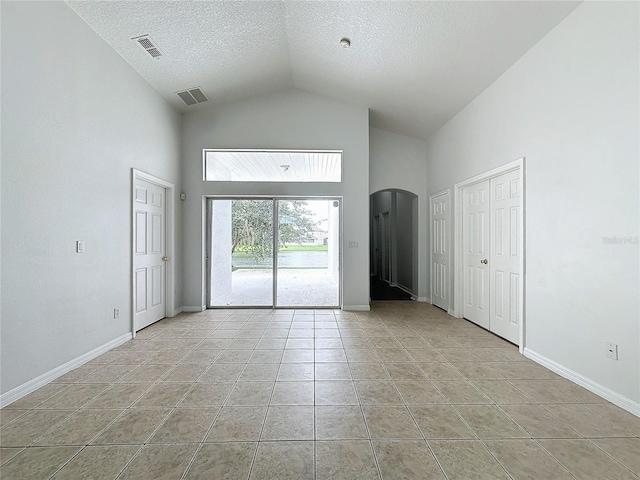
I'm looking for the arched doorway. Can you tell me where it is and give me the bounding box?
[370,189,418,300]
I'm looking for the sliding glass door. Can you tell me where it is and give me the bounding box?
[208,199,274,307]
[276,199,340,307]
[207,198,340,308]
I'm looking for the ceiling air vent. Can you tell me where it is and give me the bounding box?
[132,35,163,59]
[176,88,209,106]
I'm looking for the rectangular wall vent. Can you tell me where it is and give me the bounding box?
[176,87,209,106]
[132,35,163,59]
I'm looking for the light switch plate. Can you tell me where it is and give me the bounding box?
[76,241,85,253]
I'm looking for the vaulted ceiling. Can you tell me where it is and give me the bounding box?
[67,1,580,140]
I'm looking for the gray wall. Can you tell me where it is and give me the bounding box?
[425,2,639,405]
[180,89,370,310]
[0,1,182,395]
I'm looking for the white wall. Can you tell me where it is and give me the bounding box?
[0,2,182,396]
[369,127,428,300]
[181,89,370,310]
[425,2,639,407]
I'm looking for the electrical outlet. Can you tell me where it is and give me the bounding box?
[348,241,358,248]
[114,308,120,319]
[606,342,618,360]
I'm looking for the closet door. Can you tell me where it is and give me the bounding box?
[462,180,490,329]
[489,170,521,344]
[431,191,450,311]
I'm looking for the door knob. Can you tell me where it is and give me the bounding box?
[481,259,488,264]
[162,256,170,262]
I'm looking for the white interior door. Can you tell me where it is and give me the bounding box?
[489,170,521,344]
[133,179,166,331]
[463,180,490,329]
[431,191,450,310]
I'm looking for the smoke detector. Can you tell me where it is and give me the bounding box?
[339,37,351,49]
[176,87,209,106]
[132,35,163,59]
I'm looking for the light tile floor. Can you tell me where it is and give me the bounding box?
[1,302,638,479]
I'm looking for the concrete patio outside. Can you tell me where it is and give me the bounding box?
[210,268,339,307]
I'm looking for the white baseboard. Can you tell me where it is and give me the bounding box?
[170,307,184,317]
[396,283,417,298]
[416,296,428,303]
[182,305,206,312]
[343,305,371,311]
[0,332,132,408]
[524,348,640,417]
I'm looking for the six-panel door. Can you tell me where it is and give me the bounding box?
[431,192,450,311]
[463,180,491,329]
[133,179,166,331]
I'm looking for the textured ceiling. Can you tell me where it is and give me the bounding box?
[66,1,580,140]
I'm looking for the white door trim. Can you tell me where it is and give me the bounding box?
[453,158,526,352]
[429,189,451,313]
[131,169,176,338]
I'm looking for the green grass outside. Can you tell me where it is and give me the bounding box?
[279,244,327,252]
[233,244,327,257]
[232,266,328,271]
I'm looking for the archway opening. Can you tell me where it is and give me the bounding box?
[369,189,418,300]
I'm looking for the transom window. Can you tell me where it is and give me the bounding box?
[203,149,342,182]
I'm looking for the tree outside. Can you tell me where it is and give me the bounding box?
[231,199,319,260]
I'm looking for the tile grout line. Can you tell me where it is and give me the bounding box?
[583,437,640,477]
[112,444,148,480]
[351,310,385,480]
[520,437,581,480]
[386,323,457,480]
[134,311,237,480]
[534,431,640,479]
[45,445,89,480]
[313,313,318,480]
[243,310,284,480]
[343,318,383,480]
[178,309,254,479]
[390,316,533,480]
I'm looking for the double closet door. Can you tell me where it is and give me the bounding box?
[462,169,521,344]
